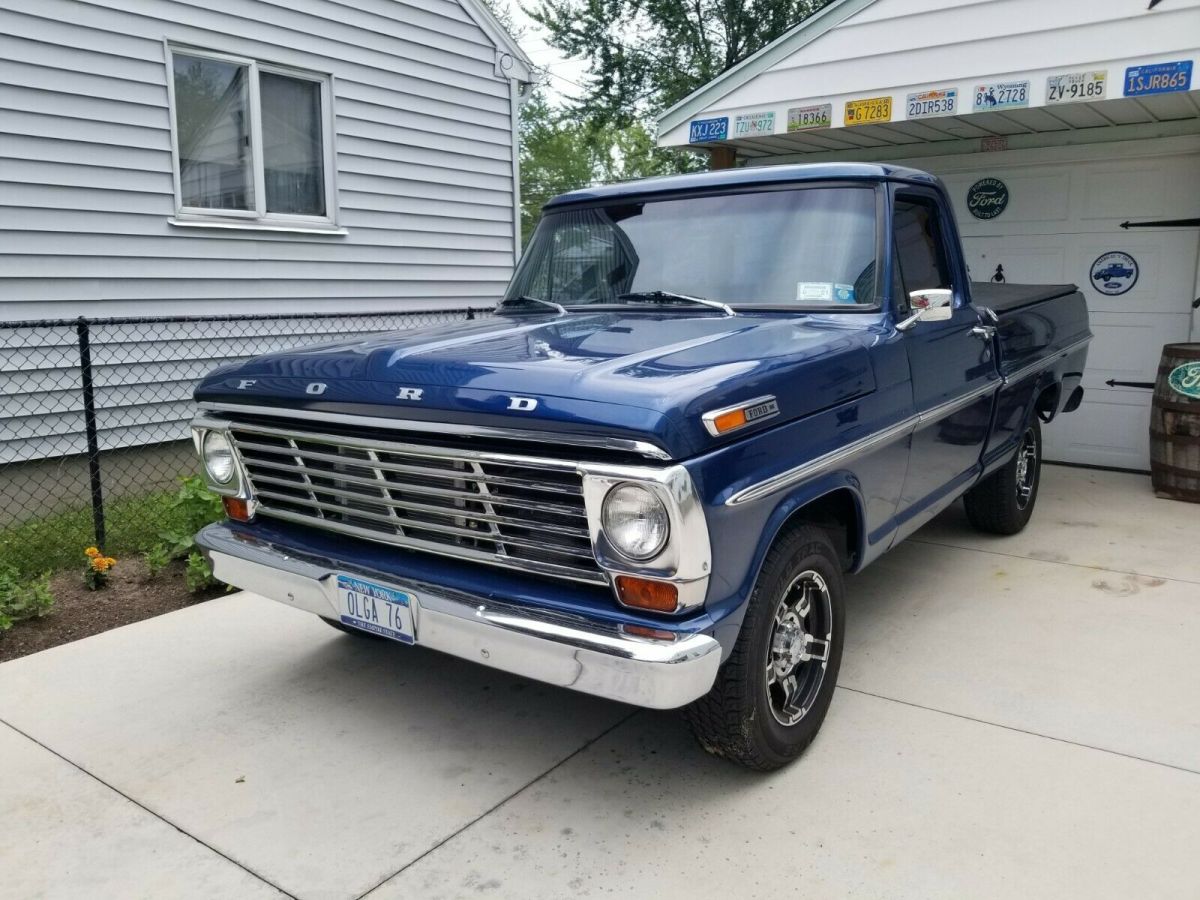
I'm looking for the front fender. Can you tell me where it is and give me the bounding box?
[692,460,870,660]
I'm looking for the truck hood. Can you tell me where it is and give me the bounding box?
[194,311,880,459]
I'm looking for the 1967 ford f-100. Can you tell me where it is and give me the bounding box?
[192,163,1090,770]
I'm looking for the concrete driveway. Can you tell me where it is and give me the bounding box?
[2,465,1198,900]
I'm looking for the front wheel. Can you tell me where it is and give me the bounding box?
[684,525,845,771]
[963,418,1042,535]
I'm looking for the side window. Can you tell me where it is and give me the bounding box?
[892,197,953,301]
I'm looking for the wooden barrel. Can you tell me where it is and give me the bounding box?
[1150,342,1200,502]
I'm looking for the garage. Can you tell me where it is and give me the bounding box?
[655,0,1200,470]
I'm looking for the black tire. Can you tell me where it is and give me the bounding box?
[684,525,846,771]
[963,418,1042,535]
[319,616,386,639]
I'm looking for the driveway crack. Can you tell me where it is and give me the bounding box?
[355,709,641,900]
[0,717,299,899]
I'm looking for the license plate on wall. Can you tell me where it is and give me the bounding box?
[336,575,415,643]
[844,96,892,126]
[973,80,1029,111]
[1046,71,1106,104]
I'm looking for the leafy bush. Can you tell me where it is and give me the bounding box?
[0,566,54,632]
[184,552,215,593]
[144,543,171,577]
[146,476,225,581]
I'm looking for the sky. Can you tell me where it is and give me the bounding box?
[502,1,589,101]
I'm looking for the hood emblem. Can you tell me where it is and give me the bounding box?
[306,382,327,395]
[702,395,779,437]
[508,397,539,412]
[396,387,424,401]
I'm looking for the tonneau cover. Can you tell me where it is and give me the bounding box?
[971,282,1079,313]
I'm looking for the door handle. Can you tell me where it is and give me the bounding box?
[971,324,997,340]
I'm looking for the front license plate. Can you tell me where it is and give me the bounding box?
[336,575,415,643]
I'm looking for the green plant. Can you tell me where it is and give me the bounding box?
[0,566,54,631]
[145,543,171,577]
[184,551,215,593]
[158,476,225,561]
[82,547,118,591]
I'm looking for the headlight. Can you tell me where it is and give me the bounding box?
[202,431,236,485]
[601,483,669,560]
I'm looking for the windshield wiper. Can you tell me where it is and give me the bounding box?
[496,295,567,316]
[615,290,735,316]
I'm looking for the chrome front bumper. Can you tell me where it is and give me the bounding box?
[196,524,722,709]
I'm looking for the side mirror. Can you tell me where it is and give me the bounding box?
[896,288,954,331]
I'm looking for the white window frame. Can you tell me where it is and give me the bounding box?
[165,44,340,231]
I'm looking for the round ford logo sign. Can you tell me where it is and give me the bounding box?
[1168,361,1200,400]
[966,177,1009,220]
[1089,251,1139,296]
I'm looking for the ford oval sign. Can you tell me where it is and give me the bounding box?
[966,177,1009,220]
[1168,361,1200,400]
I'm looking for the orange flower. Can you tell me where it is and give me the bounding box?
[85,546,100,558]
[104,557,117,567]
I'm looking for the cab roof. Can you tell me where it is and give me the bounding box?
[543,162,940,209]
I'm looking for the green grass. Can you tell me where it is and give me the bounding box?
[0,490,184,578]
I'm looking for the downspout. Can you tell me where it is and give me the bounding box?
[508,74,529,265]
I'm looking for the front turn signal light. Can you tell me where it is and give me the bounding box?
[222,496,253,522]
[615,575,678,612]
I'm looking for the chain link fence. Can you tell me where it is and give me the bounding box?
[0,308,487,576]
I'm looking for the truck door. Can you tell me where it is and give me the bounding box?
[892,188,1000,538]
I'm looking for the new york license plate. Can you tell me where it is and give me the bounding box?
[336,575,415,643]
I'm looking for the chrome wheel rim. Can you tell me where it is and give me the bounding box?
[1014,427,1038,510]
[765,570,833,727]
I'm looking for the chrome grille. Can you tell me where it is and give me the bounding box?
[227,422,604,585]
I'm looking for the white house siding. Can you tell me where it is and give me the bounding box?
[0,0,522,465]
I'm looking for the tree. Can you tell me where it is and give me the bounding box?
[517,86,689,241]
[525,0,834,129]
[518,87,598,242]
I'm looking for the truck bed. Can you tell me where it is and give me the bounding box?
[971,282,1079,313]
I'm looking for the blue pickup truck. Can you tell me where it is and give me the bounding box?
[193,164,1090,770]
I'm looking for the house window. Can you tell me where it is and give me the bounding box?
[167,47,334,225]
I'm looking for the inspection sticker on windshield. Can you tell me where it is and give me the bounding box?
[336,575,415,643]
[797,282,856,304]
[734,111,776,137]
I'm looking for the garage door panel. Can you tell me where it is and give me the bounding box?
[1043,395,1151,470]
[1082,312,1191,387]
[945,171,1071,228]
[1080,155,1200,221]
[962,239,1066,284]
[1074,234,1199,315]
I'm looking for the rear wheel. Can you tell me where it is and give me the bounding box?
[964,418,1042,535]
[684,525,845,771]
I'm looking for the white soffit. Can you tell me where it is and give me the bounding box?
[656,0,1200,153]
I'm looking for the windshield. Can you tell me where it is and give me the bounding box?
[507,185,880,309]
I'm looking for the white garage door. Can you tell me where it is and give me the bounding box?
[916,140,1200,471]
